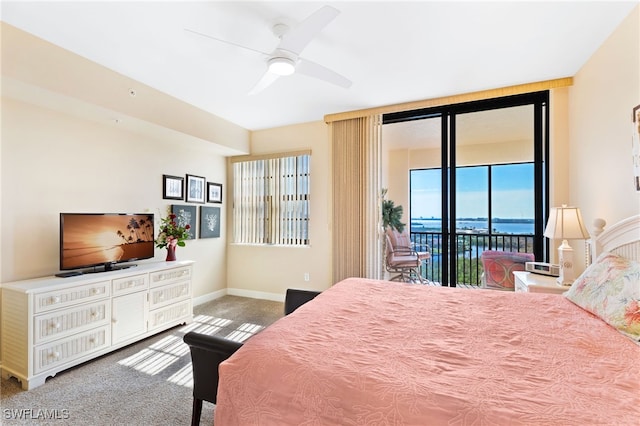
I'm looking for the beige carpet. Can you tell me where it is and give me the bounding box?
[0,295,284,425]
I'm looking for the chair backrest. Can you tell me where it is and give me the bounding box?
[481,250,535,290]
[284,289,321,315]
[385,228,412,250]
[384,233,396,264]
[183,332,244,404]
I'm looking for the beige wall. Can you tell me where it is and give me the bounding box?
[1,23,249,154]
[568,5,639,268]
[0,97,239,300]
[225,121,333,300]
[548,88,571,210]
[1,24,251,301]
[569,5,640,225]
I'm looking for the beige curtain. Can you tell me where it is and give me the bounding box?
[331,115,382,283]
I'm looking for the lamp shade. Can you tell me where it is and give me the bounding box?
[544,205,590,240]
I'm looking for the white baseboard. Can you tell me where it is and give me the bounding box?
[192,288,227,307]
[192,288,285,306]
[226,288,285,302]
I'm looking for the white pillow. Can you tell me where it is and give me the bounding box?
[564,252,640,342]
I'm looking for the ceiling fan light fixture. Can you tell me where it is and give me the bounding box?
[268,57,296,76]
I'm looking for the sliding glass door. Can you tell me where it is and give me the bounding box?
[384,92,548,287]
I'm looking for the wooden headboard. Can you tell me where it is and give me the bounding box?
[590,215,640,263]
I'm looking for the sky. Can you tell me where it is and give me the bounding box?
[410,163,534,219]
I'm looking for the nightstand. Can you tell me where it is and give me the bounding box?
[513,271,569,294]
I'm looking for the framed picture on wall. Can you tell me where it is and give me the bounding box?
[200,206,221,238]
[186,174,206,203]
[207,182,223,203]
[171,204,197,240]
[162,174,184,200]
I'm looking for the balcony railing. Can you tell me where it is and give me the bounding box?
[411,231,535,286]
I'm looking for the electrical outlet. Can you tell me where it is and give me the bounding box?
[304,273,310,282]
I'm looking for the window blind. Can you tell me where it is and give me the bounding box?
[232,153,310,246]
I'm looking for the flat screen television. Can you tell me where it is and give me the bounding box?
[59,213,155,273]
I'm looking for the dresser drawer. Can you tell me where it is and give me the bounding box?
[149,281,190,310]
[34,326,110,374]
[112,274,148,296]
[150,266,191,288]
[148,300,191,331]
[34,301,110,344]
[34,281,110,313]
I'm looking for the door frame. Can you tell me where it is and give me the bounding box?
[383,91,550,286]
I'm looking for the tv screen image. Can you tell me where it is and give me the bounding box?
[60,213,155,271]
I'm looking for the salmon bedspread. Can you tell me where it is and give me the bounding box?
[215,278,640,425]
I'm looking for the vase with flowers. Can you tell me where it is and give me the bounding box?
[155,213,190,261]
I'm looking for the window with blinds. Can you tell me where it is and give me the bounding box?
[232,152,310,246]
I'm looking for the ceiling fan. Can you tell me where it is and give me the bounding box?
[185,5,352,95]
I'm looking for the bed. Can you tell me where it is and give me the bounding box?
[214,215,640,425]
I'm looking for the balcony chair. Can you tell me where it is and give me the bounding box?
[480,250,535,291]
[384,228,431,283]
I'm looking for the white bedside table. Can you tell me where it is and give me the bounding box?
[513,271,570,294]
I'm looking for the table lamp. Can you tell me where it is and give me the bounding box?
[544,205,590,285]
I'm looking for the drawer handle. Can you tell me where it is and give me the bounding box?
[90,310,97,317]
[51,296,61,304]
[48,350,60,359]
[88,337,96,344]
[49,322,61,329]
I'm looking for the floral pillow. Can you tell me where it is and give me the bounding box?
[564,252,640,343]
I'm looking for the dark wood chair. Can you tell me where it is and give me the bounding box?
[183,289,321,424]
[182,332,243,426]
[284,288,321,315]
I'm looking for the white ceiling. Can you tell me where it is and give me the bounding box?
[1,1,636,131]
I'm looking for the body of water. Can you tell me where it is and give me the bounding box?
[411,218,534,235]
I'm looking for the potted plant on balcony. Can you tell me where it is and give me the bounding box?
[381,188,405,232]
[381,189,407,278]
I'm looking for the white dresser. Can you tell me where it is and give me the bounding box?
[1,260,193,390]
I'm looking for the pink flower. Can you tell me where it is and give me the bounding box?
[624,300,640,326]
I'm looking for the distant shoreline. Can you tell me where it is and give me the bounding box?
[412,217,534,223]
[411,218,534,235]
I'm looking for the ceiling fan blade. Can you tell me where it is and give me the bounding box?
[248,71,280,95]
[296,58,352,89]
[184,28,269,56]
[277,5,340,55]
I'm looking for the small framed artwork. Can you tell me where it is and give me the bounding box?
[162,175,184,200]
[207,182,223,203]
[186,174,206,203]
[171,204,197,240]
[632,104,640,191]
[200,206,221,238]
